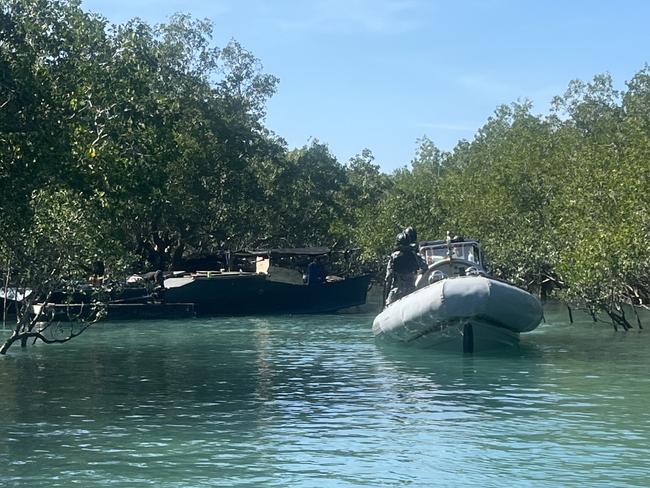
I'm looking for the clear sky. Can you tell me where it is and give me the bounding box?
[81,0,650,171]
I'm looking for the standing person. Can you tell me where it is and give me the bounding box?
[307,256,326,285]
[404,226,417,248]
[90,260,105,286]
[404,225,428,271]
[384,229,428,306]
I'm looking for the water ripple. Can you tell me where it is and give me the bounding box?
[2,313,650,486]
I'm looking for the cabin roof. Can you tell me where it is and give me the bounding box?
[239,247,330,257]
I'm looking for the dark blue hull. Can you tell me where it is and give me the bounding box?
[163,274,372,315]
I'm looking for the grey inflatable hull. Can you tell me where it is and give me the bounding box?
[372,276,543,352]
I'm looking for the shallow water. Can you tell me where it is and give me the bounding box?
[1,303,649,487]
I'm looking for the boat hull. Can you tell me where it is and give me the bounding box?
[164,273,372,315]
[34,274,372,320]
[372,276,543,352]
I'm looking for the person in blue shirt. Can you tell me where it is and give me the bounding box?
[307,256,326,285]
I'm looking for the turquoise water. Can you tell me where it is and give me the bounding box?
[1,304,649,487]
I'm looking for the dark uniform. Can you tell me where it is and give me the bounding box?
[385,229,428,306]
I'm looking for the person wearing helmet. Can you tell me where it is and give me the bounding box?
[404,226,417,246]
[384,227,428,306]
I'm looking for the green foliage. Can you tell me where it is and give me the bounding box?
[1,0,649,333]
[275,141,346,247]
[351,73,649,319]
[1,0,285,276]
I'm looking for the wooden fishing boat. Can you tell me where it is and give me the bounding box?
[372,236,543,352]
[30,248,371,320]
[163,248,372,315]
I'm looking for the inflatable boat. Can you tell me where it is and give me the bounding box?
[372,236,543,352]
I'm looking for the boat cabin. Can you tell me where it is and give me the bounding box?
[418,238,485,281]
[250,247,330,285]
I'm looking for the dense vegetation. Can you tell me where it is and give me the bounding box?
[2,0,649,338]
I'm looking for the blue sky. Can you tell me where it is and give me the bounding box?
[81,0,650,171]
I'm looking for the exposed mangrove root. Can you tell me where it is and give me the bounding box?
[605,306,633,332]
[0,294,105,355]
[633,305,643,330]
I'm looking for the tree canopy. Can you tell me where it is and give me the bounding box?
[1,0,649,344]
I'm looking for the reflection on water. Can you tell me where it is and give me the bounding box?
[1,307,650,487]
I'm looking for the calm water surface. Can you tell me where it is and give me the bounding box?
[1,303,649,487]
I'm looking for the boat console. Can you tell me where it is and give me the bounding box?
[418,237,485,285]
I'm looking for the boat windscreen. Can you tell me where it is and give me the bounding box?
[420,243,481,265]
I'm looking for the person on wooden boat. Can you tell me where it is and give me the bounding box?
[384,229,427,306]
[307,256,326,285]
[89,259,105,286]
